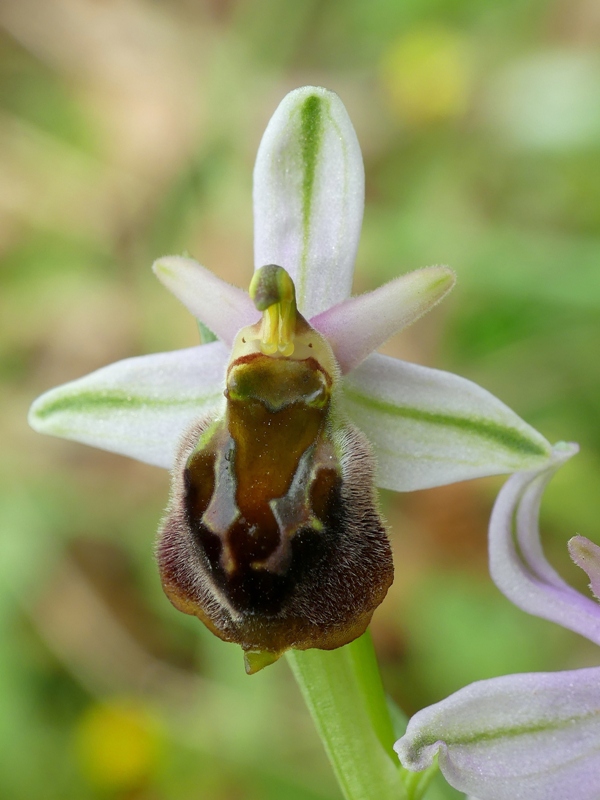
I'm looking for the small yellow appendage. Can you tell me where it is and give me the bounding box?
[249,265,297,357]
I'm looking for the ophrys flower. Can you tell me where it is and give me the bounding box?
[395,443,600,800]
[29,86,553,671]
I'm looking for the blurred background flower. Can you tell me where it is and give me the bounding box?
[2,1,600,798]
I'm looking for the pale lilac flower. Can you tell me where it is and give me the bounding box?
[395,441,600,800]
[29,86,550,491]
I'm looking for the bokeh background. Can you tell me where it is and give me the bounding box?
[2,1,600,798]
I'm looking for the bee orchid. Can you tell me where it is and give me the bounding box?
[29,87,553,672]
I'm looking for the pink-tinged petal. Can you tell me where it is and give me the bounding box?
[29,342,228,468]
[153,256,259,346]
[311,266,455,373]
[341,353,552,491]
[489,443,600,647]
[569,535,600,602]
[253,86,364,318]
[395,666,600,800]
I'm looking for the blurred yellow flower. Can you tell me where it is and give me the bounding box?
[74,700,159,789]
[380,27,472,126]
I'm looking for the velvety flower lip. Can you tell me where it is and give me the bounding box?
[29,86,553,492]
[395,442,600,800]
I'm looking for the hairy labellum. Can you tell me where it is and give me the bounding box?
[157,266,393,671]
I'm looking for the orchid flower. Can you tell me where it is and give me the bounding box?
[29,86,552,674]
[395,441,600,800]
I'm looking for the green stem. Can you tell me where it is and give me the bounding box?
[286,631,407,800]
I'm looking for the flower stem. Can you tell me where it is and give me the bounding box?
[286,631,407,800]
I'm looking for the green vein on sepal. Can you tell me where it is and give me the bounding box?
[343,388,549,458]
[300,93,323,236]
[411,710,600,752]
[32,389,220,420]
[297,92,324,305]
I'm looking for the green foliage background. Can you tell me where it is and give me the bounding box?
[1,1,599,798]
